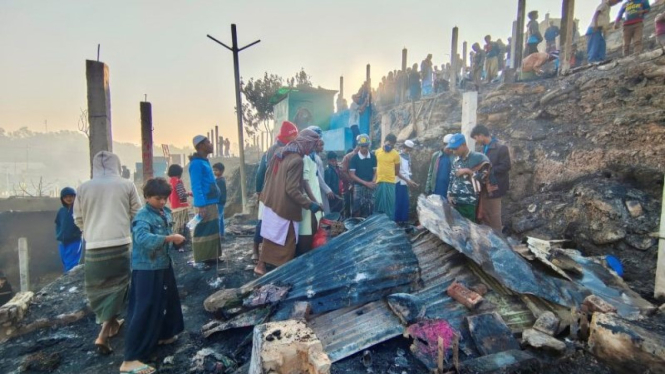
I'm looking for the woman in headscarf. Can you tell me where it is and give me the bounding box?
[254,129,322,276]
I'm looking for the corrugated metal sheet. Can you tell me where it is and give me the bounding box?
[418,195,588,308]
[409,232,535,333]
[569,253,656,319]
[243,214,420,319]
[309,300,403,362]
[308,230,536,365]
[418,195,655,319]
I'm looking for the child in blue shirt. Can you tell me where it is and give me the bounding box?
[54,187,82,272]
[120,178,185,374]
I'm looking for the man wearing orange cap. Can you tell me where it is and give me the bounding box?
[252,121,299,263]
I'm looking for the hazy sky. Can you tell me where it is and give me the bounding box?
[0,0,619,149]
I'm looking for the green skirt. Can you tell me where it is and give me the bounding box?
[374,182,396,220]
[192,204,220,262]
[84,244,130,324]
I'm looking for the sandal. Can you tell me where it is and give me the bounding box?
[251,254,259,264]
[119,364,156,374]
[95,340,113,355]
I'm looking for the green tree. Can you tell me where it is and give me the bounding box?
[289,68,312,88]
[241,68,315,138]
[241,72,283,137]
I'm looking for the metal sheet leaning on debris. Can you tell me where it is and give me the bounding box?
[417,194,655,318]
[418,194,586,308]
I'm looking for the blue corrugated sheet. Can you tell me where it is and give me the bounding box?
[242,214,420,319]
[418,195,655,319]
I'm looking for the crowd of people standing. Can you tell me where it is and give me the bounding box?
[31,5,665,372]
[49,133,231,373]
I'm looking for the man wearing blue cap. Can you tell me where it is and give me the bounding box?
[446,133,489,222]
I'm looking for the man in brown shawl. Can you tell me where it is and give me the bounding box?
[254,129,322,276]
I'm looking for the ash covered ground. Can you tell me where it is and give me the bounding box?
[1,227,636,374]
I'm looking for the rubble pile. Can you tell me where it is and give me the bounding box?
[187,196,659,373]
[0,195,662,373]
[380,48,665,299]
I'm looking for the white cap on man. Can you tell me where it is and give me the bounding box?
[443,134,454,144]
[192,135,207,148]
[404,140,416,149]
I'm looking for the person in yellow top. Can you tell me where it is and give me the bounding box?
[374,133,416,219]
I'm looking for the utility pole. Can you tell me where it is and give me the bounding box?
[515,0,527,70]
[208,25,260,214]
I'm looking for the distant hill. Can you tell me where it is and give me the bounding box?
[0,127,191,196]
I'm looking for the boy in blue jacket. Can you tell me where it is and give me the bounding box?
[119,178,185,374]
[54,187,82,272]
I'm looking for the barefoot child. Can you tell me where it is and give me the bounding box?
[55,187,82,272]
[120,178,185,374]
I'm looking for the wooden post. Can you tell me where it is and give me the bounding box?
[462,41,468,70]
[401,48,407,103]
[560,0,575,74]
[366,63,372,135]
[18,238,30,292]
[140,101,153,180]
[210,128,215,157]
[86,60,113,177]
[655,175,665,300]
[215,125,220,156]
[338,76,344,112]
[514,0,526,70]
[451,27,459,92]
[401,48,408,72]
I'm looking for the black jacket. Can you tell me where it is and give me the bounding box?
[484,139,511,198]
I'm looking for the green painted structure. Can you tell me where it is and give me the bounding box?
[272,87,337,131]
